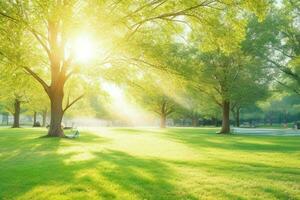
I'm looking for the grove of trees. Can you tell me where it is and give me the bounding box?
[0,0,299,136]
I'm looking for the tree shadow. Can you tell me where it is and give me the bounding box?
[1,127,299,199]
[75,150,198,200]
[165,158,299,199]
[162,128,300,153]
[0,128,197,200]
[3,150,198,199]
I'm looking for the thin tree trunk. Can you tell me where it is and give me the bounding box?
[2,113,8,125]
[212,117,218,127]
[192,117,198,127]
[268,111,273,126]
[12,99,21,128]
[33,111,37,126]
[160,114,166,128]
[284,110,288,127]
[284,111,288,124]
[236,107,240,127]
[219,100,230,134]
[42,109,47,127]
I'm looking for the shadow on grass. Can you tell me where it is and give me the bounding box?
[87,127,300,153]
[166,158,299,199]
[80,150,197,200]
[1,127,299,199]
[0,128,197,200]
[160,128,300,153]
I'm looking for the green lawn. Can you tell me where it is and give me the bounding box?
[0,127,299,200]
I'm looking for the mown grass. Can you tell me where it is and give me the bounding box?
[0,127,299,200]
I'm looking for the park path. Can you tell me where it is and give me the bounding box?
[233,127,300,136]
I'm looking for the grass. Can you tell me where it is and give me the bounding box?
[0,127,299,200]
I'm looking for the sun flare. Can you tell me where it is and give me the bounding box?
[73,35,95,62]
[102,82,155,125]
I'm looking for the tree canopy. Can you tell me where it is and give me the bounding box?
[1,0,299,135]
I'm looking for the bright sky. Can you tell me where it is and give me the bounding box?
[71,33,107,63]
[73,35,95,62]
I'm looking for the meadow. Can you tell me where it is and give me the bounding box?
[0,127,299,200]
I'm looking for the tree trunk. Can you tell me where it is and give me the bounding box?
[236,107,240,127]
[192,117,198,127]
[160,114,166,128]
[12,99,21,128]
[33,111,37,126]
[211,117,217,126]
[47,89,64,137]
[2,113,8,125]
[42,109,47,127]
[219,100,230,134]
[284,111,288,127]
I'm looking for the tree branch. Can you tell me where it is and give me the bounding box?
[29,28,51,58]
[0,11,18,21]
[63,94,84,113]
[267,58,300,83]
[276,79,300,96]
[130,0,216,35]
[23,67,49,93]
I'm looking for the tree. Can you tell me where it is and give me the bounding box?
[198,52,246,133]
[0,0,269,136]
[0,1,99,136]
[151,96,175,128]
[24,89,49,127]
[229,55,270,127]
[0,0,199,136]
[0,70,37,128]
[257,92,300,126]
[174,86,212,127]
[245,1,300,96]
[0,17,37,128]
[126,73,178,128]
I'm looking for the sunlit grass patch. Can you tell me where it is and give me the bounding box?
[0,127,299,200]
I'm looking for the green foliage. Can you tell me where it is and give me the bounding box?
[125,71,180,118]
[246,2,300,96]
[0,0,286,127]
